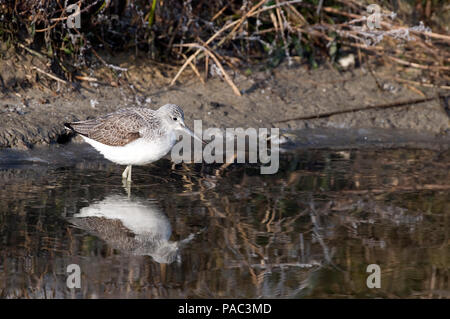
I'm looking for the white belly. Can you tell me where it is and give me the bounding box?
[81,133,176,166]
[74,195,171,239]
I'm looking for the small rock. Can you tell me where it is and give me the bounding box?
[382,82,399,93]
[338,54,355,69]
[210,102,224,108]
[90,99,99,108]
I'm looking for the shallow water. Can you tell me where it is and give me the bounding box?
[0,134,448,298]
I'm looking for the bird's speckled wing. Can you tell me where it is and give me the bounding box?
[65,108,161,147]
[68,217,140,252]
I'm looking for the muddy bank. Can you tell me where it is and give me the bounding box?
[0,55,449,149]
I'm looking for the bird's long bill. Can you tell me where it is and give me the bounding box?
[181,126,206,145]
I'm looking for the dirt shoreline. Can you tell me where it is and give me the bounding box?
[0,55,449,149]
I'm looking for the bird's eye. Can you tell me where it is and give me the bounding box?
[173,117,178,121]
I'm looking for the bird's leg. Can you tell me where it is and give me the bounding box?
[124,182,131,198]
[122,178,131,198]
[122,165,130,180]
[127,165,132,183]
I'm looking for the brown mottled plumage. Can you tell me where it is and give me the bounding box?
[69,216,178,261]
[65,107,174,147]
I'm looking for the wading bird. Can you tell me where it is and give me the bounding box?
[65,104,201,183]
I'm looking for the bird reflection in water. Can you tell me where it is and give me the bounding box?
[69,195,196,264]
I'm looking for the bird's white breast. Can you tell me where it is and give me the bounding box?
[81,131,176,166]
[74,195,171,238]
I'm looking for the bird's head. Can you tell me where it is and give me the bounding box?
[157,104,203,143]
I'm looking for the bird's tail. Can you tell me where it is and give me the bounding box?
[64,122,74,131]
[63,121,94,137]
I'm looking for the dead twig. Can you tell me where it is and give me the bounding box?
[387,56,450,71]
[211,4,229,21]
[180,53,205,85]
[17,43,48,61]
[31,66,68,84]
[175,43,241,96]
[272,96,439,123]
[404,85,426,97]
[170,0,303,86]
[387,77,450,90]
[74,75,98,82]
[322,6,450,43]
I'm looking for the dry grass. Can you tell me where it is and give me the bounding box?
[0,1,449,95]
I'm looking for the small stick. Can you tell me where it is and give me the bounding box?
[272,96,439,123]
[180,53,205,85]
[388,77,450,90]
[170,9,248,85]
[170,0,303,86]
[387,56,450,71]
[74,75,98,82]
[212,4,229,21]
[204,50,241,96]
[188,61,205,84]
[316,0,324,15]
[251,0,304,16]
[322,6,450,43]
[177,43,241,96]
[170,0,266,85]
[204,54,209,82]
[270,11,279,32]
[367,64,383,91]
[404,85,426,97]
[32,66,68,84]
[17,43,48,60]
[287,4,307,25]
[196,36,239,72]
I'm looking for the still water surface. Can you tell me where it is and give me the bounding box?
[0,136,448,298]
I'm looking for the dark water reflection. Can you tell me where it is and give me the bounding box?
[0,144,448,298]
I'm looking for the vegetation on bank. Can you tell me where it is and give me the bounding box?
[0,0,448,94]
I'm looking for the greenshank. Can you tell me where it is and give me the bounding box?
[64,104,201,182]
[69,195,196,263]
